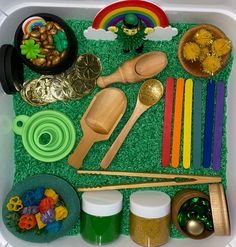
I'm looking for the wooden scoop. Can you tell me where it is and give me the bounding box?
[97,51,168,88]
[100,79,164,169]
[68,88,127,169]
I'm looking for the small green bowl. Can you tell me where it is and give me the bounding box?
[2,174,80,243]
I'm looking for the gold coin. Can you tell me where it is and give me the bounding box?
[62,80,80,99]
[70,77,96,96]
[37,75,57,103]
[21,79,47,106]
[21,75,57,105]
[50,77,70,100]
[76,53,102,80]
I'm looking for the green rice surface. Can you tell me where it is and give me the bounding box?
[13,20,233,238]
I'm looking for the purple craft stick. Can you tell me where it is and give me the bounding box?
[212,81,225,171]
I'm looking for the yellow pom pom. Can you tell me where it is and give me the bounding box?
[45,188,59,203]
[35,213,46,229]
[212,38,231,56]
[199,47,210,62]
[55,206,68,221]
[194,29,213,47]
[202,55,221,75]
[183,42,200,62]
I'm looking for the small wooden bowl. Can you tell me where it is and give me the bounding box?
[172,189,214,239]
[178,24,231,77]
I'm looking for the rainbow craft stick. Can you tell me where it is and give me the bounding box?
[183,79,193,169]
[162,77,174,167]
[192,81,202,169]
[172,78,185,168]
[212,81,225,171]
[203,80,215,168]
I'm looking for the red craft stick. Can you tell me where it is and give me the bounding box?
[162,77,175,167]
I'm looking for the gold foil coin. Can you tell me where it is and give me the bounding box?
[76,53,102,80]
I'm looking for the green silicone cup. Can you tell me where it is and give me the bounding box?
[12,110,76,162]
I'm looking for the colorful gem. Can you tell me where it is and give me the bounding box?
[55,206,68,221]
[40,209,55,224]
[39,197,54,213]
[178,212,188,227]
[34,187,45,204]
[35,213,46,229]
[18,214,37,230]
[191,197,199,203]
[44,188,59,203]
[45,220,62,233]
[21,206,39,215]
[7,196,23,212]
[22,190,37,206]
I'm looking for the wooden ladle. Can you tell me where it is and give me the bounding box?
[100,79,164,169]
[68,88,127,169]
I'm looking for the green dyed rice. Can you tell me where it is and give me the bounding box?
[13,20,233,238]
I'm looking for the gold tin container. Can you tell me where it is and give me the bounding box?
[130,191,171,247]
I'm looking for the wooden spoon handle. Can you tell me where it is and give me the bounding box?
[100,106,146,169]
[68,135,95,169]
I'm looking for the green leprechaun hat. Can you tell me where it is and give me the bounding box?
[123,14,140,29]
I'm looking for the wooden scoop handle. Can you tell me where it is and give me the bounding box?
[68,135,95,169]
[100,104,147,169]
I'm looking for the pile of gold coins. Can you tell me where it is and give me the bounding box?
[20,53,102,106]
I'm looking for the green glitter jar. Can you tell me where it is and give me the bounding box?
[81,190,123,245]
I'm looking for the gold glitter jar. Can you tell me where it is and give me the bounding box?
[130,191,171,247]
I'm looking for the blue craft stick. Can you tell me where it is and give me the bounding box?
[212,81,225,171]
[192,81,202,169]
[203,80,215,168]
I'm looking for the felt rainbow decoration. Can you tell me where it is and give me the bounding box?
[92,0,169,30]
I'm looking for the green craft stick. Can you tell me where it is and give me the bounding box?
[192,81,202,169]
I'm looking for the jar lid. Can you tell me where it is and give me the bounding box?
[82,190,123,217]
[209,184,230,236]
[0,44,24,94]
[130,191,171,219]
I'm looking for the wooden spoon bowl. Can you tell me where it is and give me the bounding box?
[178,24,231,77]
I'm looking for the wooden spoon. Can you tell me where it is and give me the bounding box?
[68,88,127,169]
[100,79,164,169]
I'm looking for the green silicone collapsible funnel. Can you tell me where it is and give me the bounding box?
[12,110,76,162]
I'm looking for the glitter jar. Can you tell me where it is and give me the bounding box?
[81,190,123,245]
[130,191,171,247]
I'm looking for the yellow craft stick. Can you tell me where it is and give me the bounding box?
[183,79,193,169]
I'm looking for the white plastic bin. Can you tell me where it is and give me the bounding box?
[0,1,236,246]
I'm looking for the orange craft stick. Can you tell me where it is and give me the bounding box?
[171,78,185,168]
